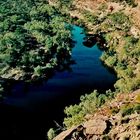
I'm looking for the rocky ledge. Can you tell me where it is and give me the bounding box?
[54,113,140,140]
[54,89,140,140]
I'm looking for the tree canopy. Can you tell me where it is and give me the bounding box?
[0,0,73,81]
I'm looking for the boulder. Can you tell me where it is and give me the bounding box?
[53,126,79,140]
[84,119,107,135]
[83,35,97,48]
[83,38,96,48]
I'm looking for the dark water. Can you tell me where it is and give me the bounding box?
[0,25,116,140]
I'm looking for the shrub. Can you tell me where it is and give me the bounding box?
[47,128,56,140]
[64,90,115,128]
[122,107,134,116]
[112,0,137,7]
[98,3,108,12]
[105,55,117,67]
[83,11,99,25]
[135,94,140,103]
[34,65,43,76]
[134,104,140,113]
[108,12,131,30]
[120,103,140,116]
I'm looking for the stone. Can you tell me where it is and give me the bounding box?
[53,126,80,140]
[91,135,99,140]
[84,119,107,135]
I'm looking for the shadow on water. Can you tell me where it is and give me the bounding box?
[0,25,117,140]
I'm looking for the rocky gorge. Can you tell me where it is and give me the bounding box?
[53,0,140,139]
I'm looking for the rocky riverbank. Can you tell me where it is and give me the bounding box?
[54,89,140,140]
[53,0,140,139]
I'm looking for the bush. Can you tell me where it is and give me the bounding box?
[120,103,140,117]
[122,107,134,116]
[108,12,131,31]
[64,90,115,128]
[105,55,117,67]
[112,0,137,7]
[98,3,108,12]
[134,104,140,113]
[135,94,140,103]
[34,65,43,76]
[47,128,56,140]
[83,10,99,25]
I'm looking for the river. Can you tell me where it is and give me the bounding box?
[0,25,116,140]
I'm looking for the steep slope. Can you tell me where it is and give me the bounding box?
[72,0,140,92]
[53,0,140,139]
[54,89,140,140]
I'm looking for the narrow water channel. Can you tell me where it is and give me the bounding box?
[0,25,116,140]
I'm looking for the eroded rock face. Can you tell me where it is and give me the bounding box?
[54,117,109,140]
[54,89,140,140]
[53,126,77,140]
[54,112,140,140]
[84,119,107,135]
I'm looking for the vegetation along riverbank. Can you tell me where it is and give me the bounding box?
[50,0,140,139]
[0,0,75,98]
[0,0,140,139]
